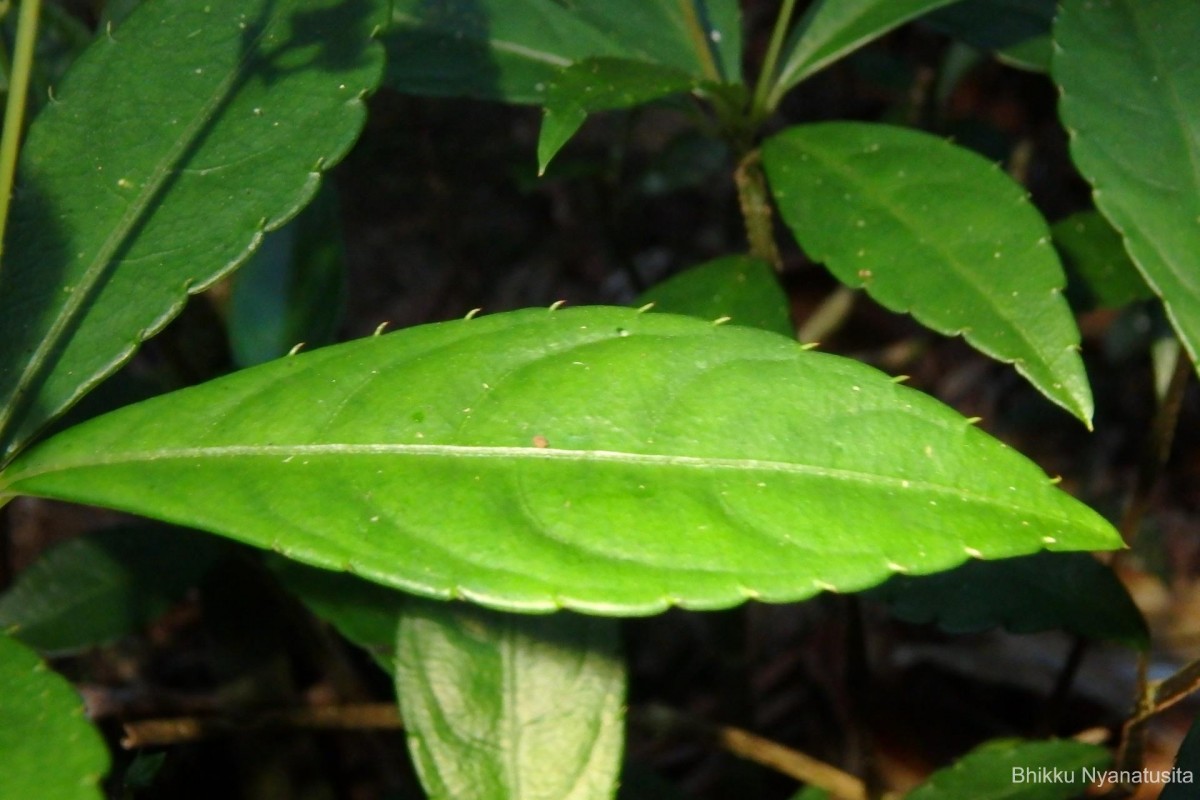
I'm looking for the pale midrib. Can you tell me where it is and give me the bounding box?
[791,139,1068,369]
[8,442,1079,524]
[0,21,273,452]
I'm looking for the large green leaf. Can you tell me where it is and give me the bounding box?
[0,0,388,464]
[1054,0,1200,375]
[0,633,109,800]
[906,738,1108,799]
[386,0,741,104]
[769,0,960,108]
[638,255,794,338]
[0,525,223,652]
[0,307,1120,614]
[396,600,625,800]
[867,551,1148,649]
[763,122,1092,425]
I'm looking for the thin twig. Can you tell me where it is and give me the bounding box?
[733,149,783,270]
[120,703,402,748]
[632,703,867,800]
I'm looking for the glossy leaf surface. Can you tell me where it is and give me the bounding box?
[397,601,625,800]
[638,255,793,337]
[0,0,387,463]
[0,633,108,799]
[906,738,1108,799]
[770,0,959,106]
[386,0,741,104]
[763,122,1092,424]
[1054,0,1200,373]
[868,551,1147,649]
[1052,210,1152,310]
[0,525,223,652]
[0,307,1120,614]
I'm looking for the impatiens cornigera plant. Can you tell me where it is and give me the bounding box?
[0,0,1195,797]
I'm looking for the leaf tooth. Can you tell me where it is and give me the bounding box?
[464,308,482,320]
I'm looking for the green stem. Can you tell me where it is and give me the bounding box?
[0,0,41,272]
[750,0,799,123]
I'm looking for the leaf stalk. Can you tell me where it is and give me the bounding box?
[0,0,41,271]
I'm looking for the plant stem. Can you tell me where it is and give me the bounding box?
[750,0,799,123]
[0,0,41,272]
[734,149,782,270]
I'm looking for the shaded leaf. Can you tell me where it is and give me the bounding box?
[1052,210,1152,310]
[268,557,407,674]
[396,600,625,800]
[227,184,347,367]
[0,633,109,799]
[538,58,702,174]
[770,0,960,107]
[763,122,1092,425]
[922,0,1056,72]
[386,0,741,105]
[0,307,1120,614]
[0,0,388,464]
[905,738,1108,799]
[867,551,1148,649]
[1161,716,1200,800]
[1054,0,1200,375]
[638,255,793,337]
[0,525,223,652]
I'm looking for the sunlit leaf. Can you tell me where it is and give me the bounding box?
[905,738,1108,799]
[0,633,108,800]
[396,600,625,800]
[763,122,1092,425]
[0,307,1120,614]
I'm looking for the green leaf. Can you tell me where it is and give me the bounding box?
[0,633,109,800]
[638,255,794,338]
[538,58,702,175]
[386,0,741,105]
[0,524,223,652]
[268,557,407,674]
[0,307,1121,614]
[396,600,625,800]
[1054,0,1200,376]
[763,122,1092,425]
[1161,716,1200,800]
[227,184,347,367]
[0,0,388,464]
[1052,211,1152,310]
[922,0,1056,73]
[769,0,961,107]
[867,551,1148,649]
[905,738,1108,799]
